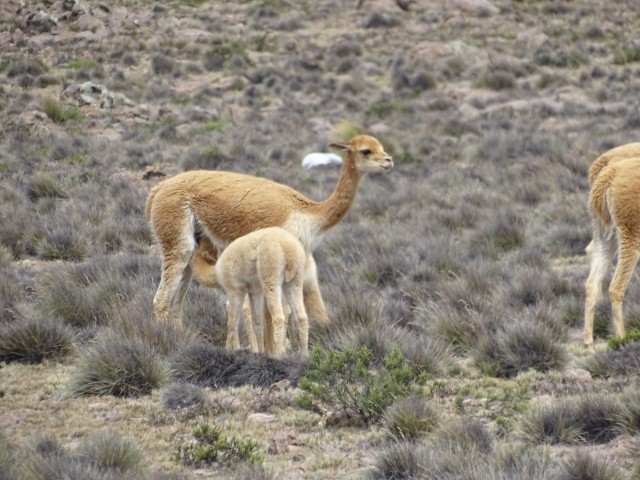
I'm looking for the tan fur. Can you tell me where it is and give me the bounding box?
[584,156,640,347]
[588,142,640,187]
[211,227,309,357]
[145,134,392,331]
[191,248,323,354]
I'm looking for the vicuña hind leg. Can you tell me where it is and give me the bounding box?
[583,234,616,346]
[154,255,193,330]
[303,256,329,326]
[153,217,195,330]
[608,232,640,340]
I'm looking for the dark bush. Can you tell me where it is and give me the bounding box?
[171,343,305,389]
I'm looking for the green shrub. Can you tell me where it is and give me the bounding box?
[0,317,75,364]
[41,97,82,123]
[70,330,172,397]
[299,345,423,427]
[25,173,67,201]
[608,327,640,349]
[613,46,640,65]
[68,59,99,70]
[176,423,263,467]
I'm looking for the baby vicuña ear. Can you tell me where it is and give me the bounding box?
[329,142,350,152]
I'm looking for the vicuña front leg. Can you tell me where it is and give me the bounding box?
[225,294,244,350]
[247,292,264,353]
[264,286,286,356]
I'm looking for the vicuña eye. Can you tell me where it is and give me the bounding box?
[361,149,372,156]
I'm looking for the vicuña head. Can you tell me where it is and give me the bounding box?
[145,134,393,329]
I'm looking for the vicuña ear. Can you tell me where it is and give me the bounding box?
[329,142,351,152]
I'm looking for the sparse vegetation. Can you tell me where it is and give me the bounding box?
[176,423,263,467]
[299,345,424,427]
[40,96,82,123]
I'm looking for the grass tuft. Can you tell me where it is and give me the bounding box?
[473,316,568,378]
[41,97,82,123]
[385,395,439,440]
[162,382,206,410]
[561,450,629,480]
[70,329,172,397]
[78,430,147,476]
[0,317,75,364]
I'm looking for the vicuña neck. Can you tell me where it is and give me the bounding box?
[313,157,361,231]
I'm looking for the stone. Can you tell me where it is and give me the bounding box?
[563,368,592,384]
[269,379,291,393]
[247,412,278,423]
[268,427,298,454]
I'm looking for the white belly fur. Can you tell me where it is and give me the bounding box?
[282,212,323,254]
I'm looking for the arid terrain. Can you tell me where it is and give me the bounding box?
[2,0,640,479]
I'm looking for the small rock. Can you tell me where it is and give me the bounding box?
[563,368,592,384]
[450,0,499,16]
[325,409,361,428]
[247,412,277,423]
[0,413,20,428]
[516,28,549,51]
[364,12,401,29]
[220,395,243,411]
[269,379,291,393]
[268,427,298,454]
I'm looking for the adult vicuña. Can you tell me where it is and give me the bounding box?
[584,155,640,347]
[587,142,640,187]
[145,134,393,335]
[191,227,309,357]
